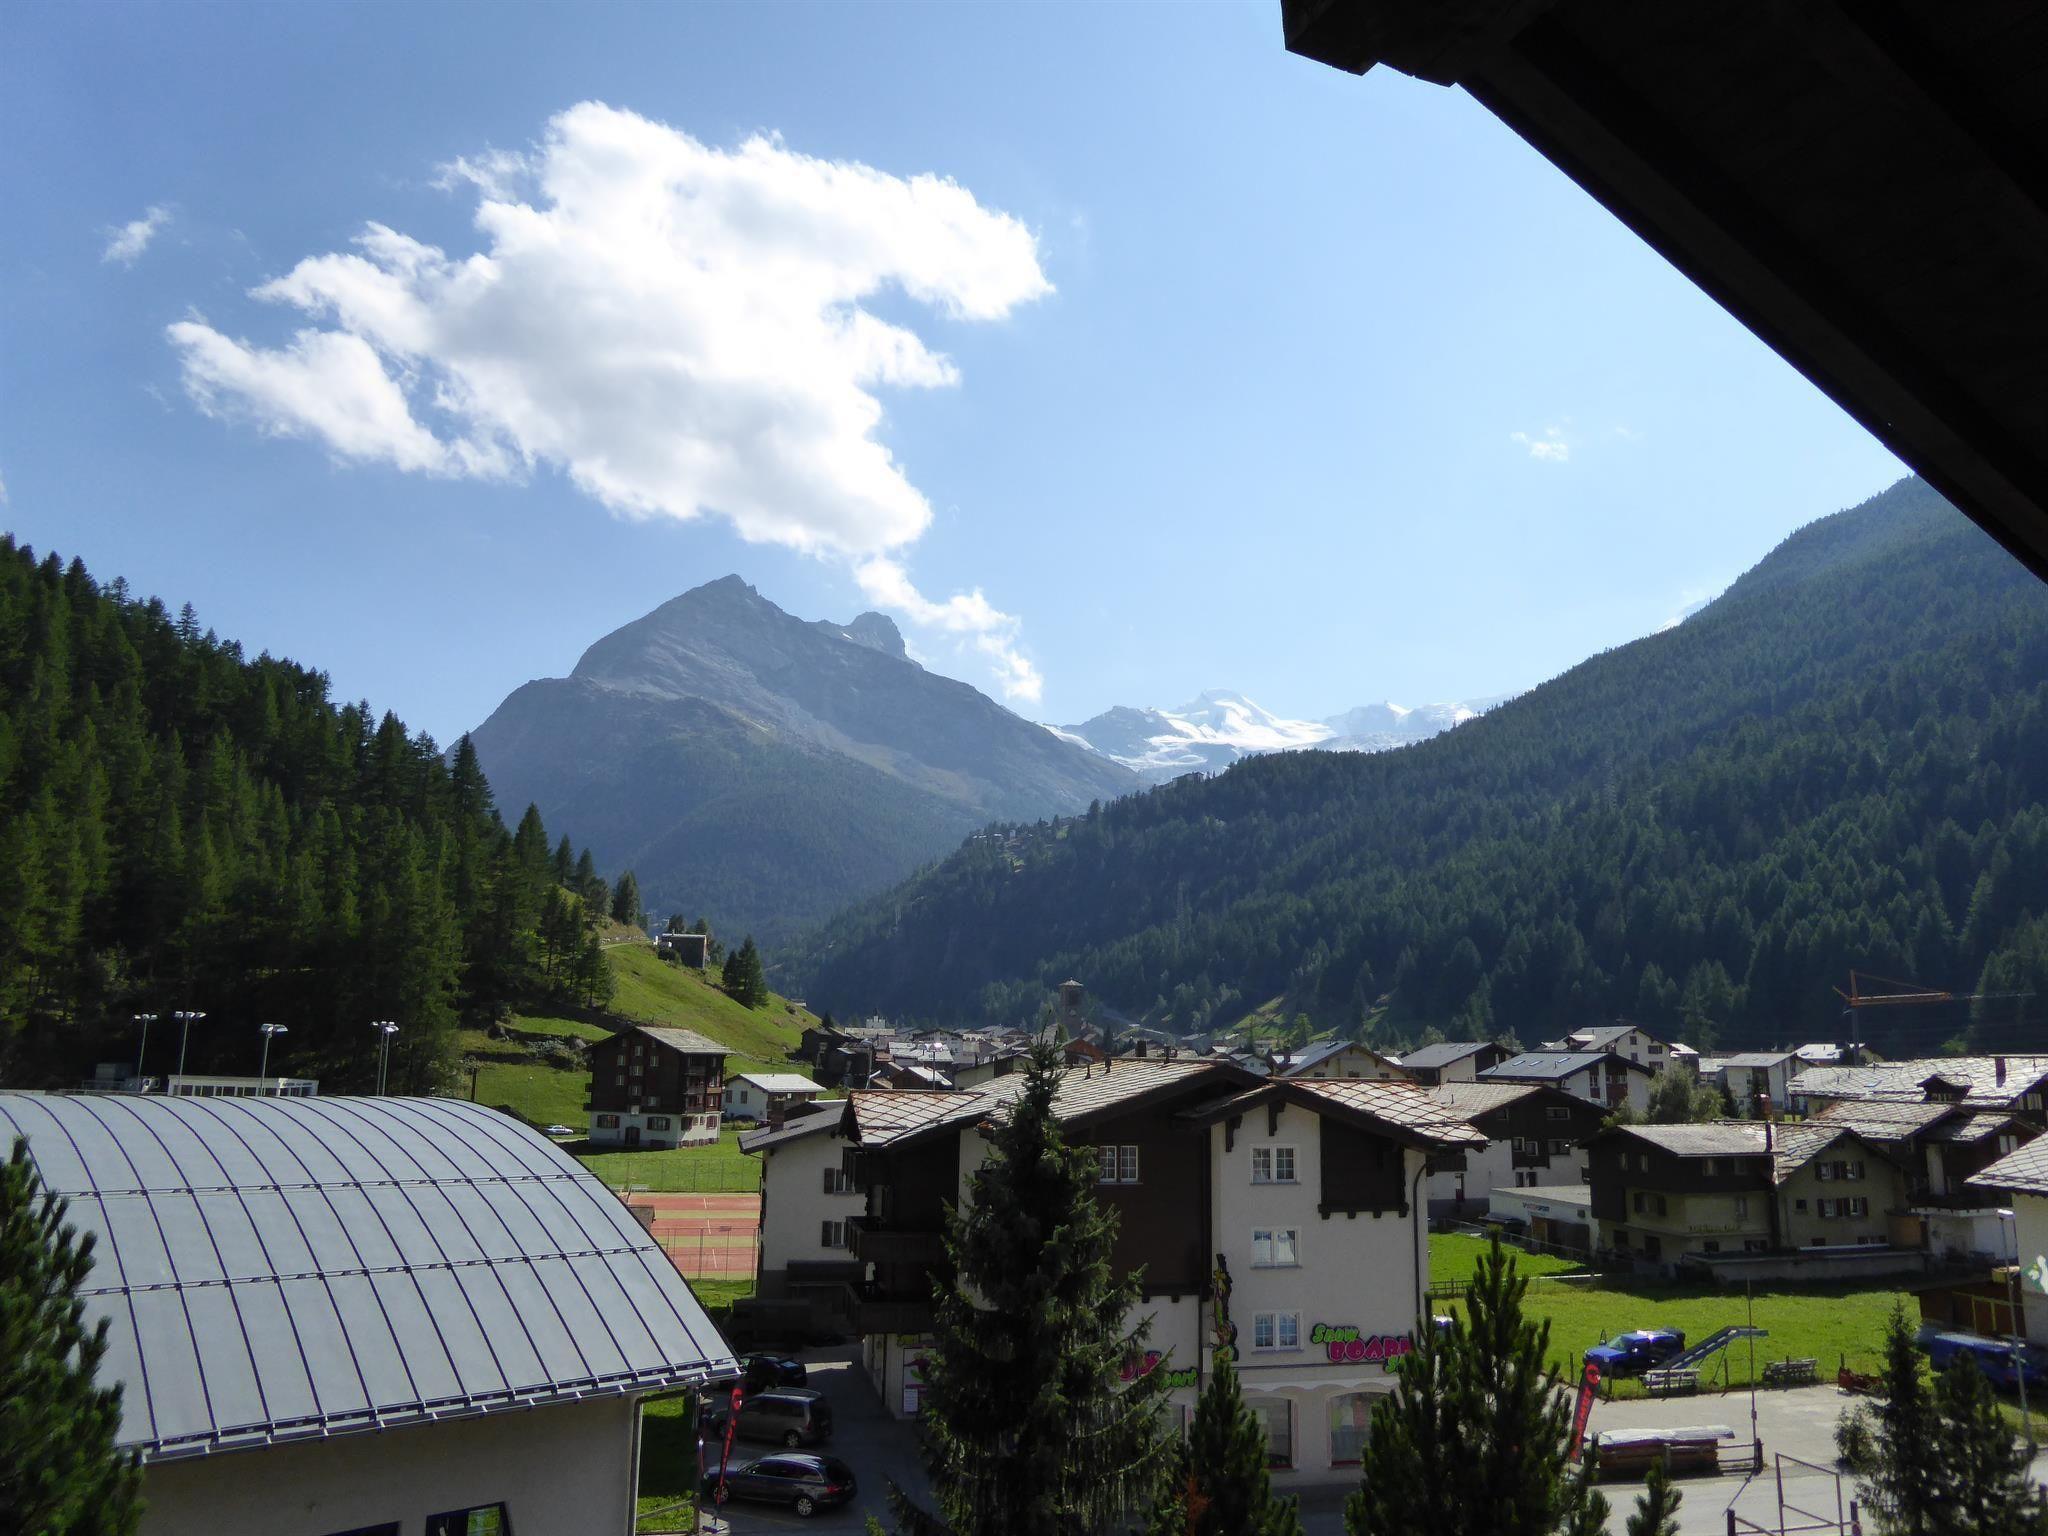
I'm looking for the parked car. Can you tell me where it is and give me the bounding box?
[1585,1329,1687,1377]
[544,1124,576,1137]
[705,1388,834,1448]
[701,1453,857,1518]
[741,1353,809,1393]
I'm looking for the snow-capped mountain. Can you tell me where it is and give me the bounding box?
[1056,689,1498,782]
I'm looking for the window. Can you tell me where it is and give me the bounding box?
[1549,1139,1573,1156]
[1633,1191,1646,1214]
[1703,1240,1720,1254]
[1254,1399,1293,1469]
[1251,1312,1300,1351]
[821,1220,846,1249]
[1098,1145,1140,1184]
[822,1166,853,1195]
[1848,1197,1869,1218]
[1734,1196,1749,1219]
[646,1116,671,1131]
[1252,1229,1300,1267]
[1795,1198,1809,1212]
[630,1063,643,1078]
[1329,1392,1373,1466]
[1847,1160,1866,1181]
[1702,1159,1718,1176]
[595,1114,619,1129]
[1546,1105,1570,1121]
[426,1506,510,1536]
[1251,1146,1297,1184]
[1818,1198,1837,1219]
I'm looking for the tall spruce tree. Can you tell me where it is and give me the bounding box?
[1842,1301,1950,1535]
[888,1038,1166,1536]
[1930,1353,2045,1536]
[1147,1261,1302,1536]
[1347,1237,1608,1536]
[610,870,643,929]
[1,1139,143,1535]
[722,935,768,1008]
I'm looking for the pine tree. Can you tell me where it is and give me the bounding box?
[610,870,642,929]
[1625,1461,1682,1536]
[723,935,769,1009]
[0,1138,143,1535]
[1928,1353,2044,1536]
[1844,1300,1950,1535]
[1348,1237,1608,1536]
[888,1038,1166,1536]
[1147,1263,1301,1536]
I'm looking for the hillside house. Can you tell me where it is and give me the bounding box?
[1697,1051,1800,1114]
[1565,1021,1679,1072]
[1788,1055,2048,1119]
[587,1025,727,1147]
[0,1092,736,1536]
[654,930,709,967]
[1587,1120,1910,1274]
[723,1070,824,1125]
[834,1059,1482,1485]
[1274,1039,1408,1082]
[1423,1081,1606,1216]
[1482,1050,1654,1116]
[1814,1098,2036,1260]
[1395,1041,1506,1085]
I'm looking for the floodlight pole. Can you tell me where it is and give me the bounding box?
[174,1010,206,1078]
[2001,1209,2034,1452]
[257,1022,288,1091]
[132,1013,159,1085]
[370,1021,399,1095]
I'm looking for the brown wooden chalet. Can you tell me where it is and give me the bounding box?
[586,1025,727,1148]
[1430,1079,1605,1180]
[1280,1,2048,584]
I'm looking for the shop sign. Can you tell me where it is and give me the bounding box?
[1120,1349,1199,1390]
[1310,1324,1413,1367]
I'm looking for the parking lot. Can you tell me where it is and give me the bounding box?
[689,1355,2046,1535]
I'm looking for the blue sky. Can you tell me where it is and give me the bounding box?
[3,1,1904,744]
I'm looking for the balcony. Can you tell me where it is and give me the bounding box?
[842,1280,935,1336]
[847,1215,947,1266]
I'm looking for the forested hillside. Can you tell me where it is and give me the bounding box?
[790,479,2048,1053]
[0,537,622,1091]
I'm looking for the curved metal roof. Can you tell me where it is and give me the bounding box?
[0,1092,737,1463]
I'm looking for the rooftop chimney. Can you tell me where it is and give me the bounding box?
[1998,1056,2009,1085]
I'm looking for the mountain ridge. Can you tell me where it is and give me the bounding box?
[469,577,1138,944]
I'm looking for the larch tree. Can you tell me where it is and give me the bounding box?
[0,1138,143,1535]
[888,1037,1167,1536]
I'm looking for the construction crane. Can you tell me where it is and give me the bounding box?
[1834,970,2034,1059]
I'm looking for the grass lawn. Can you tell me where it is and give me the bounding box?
[1431,1232,1910,1398]
[636,1391,701,1529]
[1431,1231,1584,1285]
[608,943,815,1067]
[574,1125,762,1191]
[457,1027,591,1129]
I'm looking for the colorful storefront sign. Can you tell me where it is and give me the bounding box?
[1310,1324,1413,1367]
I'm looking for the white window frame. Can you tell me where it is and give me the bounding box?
[1251,1145,1298,1184]
[1251,1228,1300,1268]
[1098,1145,1140,1185]
[821,1219,846,1249]
[1251,1311,1302,1352]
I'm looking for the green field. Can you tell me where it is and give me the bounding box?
[1431,1231,1583,1285]
[1430,1235,1908,1398]
[606,943,814,1070]
[576,1125,762,1191]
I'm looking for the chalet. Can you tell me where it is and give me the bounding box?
[835,1059,1482,1484]
[0,1092,735,1536]
[1481,1050,1654,1117]
[1696,1051,1800,1115]
[1814,1099,2036,1261]
[722,1070,824,1126]
[1274,1039,1408,1082]
[586,1025,727,1147]
[1395,1040,1505,1085]
[1968,1140,2048,1345]
[1587,1121,1909,1273]
[1564,1021,1677,1072]
[1788,1056,2048,1119]
[740,1104,863,1318]
[1423,1081,1605,1216]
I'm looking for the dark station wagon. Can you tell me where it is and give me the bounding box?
[701,1452,857,1518]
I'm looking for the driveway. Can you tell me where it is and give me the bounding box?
[699,1342,931,1532]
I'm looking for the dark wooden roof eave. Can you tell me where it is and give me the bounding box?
[1279,0,2048,586]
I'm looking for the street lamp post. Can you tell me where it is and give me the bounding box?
[132,1013,159,1086]
[370,1021,399,1095]
[257,1022,289,1092]
[173,1010,207,1079]
[1998,1208,2035,1452]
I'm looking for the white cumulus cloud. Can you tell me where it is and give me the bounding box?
[1510,425,1570,463]
[165,102,1053,698]
[104,205,172,267]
